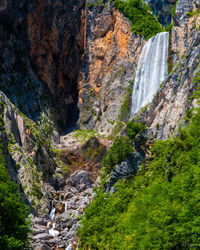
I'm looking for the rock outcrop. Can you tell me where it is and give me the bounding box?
[145,0,200,140]
[0,91,58,216]
[77,1,145,137]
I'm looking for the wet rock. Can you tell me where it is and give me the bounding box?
[64,191,74,200]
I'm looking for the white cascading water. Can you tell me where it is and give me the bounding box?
[49,222,59,237]
[65,201,68,213]
[130,32,169,117]
[49,208,56,221]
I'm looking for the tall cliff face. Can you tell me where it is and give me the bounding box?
[107,0,200,187]
[0,0,86,132]
[146,0,200,140]
[78,1,145,138]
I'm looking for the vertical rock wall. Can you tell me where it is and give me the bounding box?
[0,0,86,133]
[78,2,145,137]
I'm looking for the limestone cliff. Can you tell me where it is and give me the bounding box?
[0,0,86,132]
[78,1,145,138]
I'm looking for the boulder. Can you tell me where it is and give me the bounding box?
[70,170,91,190]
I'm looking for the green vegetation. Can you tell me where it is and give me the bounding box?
[74,129,99,142]
[113,0,163,39]
[186,8,200,17]
[88,0,104,8]
[0,103,30,249]
[119,80,134,122]
[0,155,30,249]
[78,80,200,249]
[102,120,145,175]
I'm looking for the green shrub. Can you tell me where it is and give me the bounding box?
[113,0,163,39]
[102,120,145,174]
[102,136,133,174]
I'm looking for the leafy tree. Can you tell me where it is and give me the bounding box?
[0,150,30,249]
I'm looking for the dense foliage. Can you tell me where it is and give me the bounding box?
[102,121,145,174]
[0,103,30,249]
[113,0,163,39]
[78,85,200,249]
[0,153,30,249]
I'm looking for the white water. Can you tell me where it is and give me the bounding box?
[65,242,72,250]
[49,222,59,237]
[49,208,56,221]
[65,201,68,213]
[130,32,169,117]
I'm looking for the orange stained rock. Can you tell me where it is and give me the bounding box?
[114,11,130,58]
[106,31,112,44]
[78,97,83,104]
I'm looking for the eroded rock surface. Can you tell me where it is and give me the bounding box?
[0,0,86,132]
[78,2,145,137]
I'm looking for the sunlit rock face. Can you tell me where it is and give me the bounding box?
[77,2,145,137]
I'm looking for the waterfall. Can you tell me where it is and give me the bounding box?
[65,242,73,250]
[49,222,59,237]
[49,208,56,221]
[130,32,169,117]
[65,201,68,213]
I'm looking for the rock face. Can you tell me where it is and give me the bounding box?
[77,1,145,137]
[0,0,86,132]
[0,91,58,216]
[27,0,86,131]
[145,0,200,140]
[145,0,177,26]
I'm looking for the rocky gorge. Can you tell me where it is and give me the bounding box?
[0,0,200,249]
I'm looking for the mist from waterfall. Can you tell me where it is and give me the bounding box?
[130,32,169,117]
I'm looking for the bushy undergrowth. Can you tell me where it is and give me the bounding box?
[102,121,145,174]
[113,0,163,39]
[78,83,200,249]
